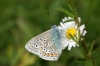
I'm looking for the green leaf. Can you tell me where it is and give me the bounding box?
[89,40,95,56]
[84,59,92,66]
[17,18,35,37]
[55,7,74,18]
[75,61,84,63]
[71,46,87,59]
[0,21,15,34]
[68,2,73,12]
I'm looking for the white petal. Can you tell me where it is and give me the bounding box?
[62,17,67,22]
[64,17,67,20]
[79,24,85,31]
[68,42,73,50]
[60,22,65,28]
[82,30,87,36]
[61,30,66,38]
[58,26,63,29]
[79,24,87,36]
[62,19,65,22]
[68,17,72,19]
[62,40,69,50]
[64,21,76,29]
[78,17,81,23]
[72,22,77,28]
[77,44,79,47]
[71,41,76,47]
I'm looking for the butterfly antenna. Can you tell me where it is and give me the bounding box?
[47,11,53,27]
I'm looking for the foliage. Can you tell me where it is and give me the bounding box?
[0,0,100,66]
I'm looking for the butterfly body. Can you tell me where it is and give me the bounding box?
[25,25,63,61]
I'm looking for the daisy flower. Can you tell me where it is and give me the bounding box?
[58,17,87,50]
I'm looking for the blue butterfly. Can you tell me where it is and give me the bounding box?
[25,25,63,61]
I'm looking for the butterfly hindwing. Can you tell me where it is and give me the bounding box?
[25,25,62,61]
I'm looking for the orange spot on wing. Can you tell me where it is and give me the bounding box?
[55,53,58,57]
[42,51,45,56]
[46,53,49,57]
[49,53,53,57]
[39,47,43,51]
[53,53,58,57]
[39,44,43,46]
[42,51,44,54]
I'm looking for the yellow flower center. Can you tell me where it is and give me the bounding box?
[66,28,76,39]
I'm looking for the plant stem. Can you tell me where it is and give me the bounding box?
[69,0,80,27]
[81,39,88,54]
[81,39,95,66]
[68,0,95,66]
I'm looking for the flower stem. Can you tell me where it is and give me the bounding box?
[69,0,80,27]
[81,39,88,54]
[81,39,95,66]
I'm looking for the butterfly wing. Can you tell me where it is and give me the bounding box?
[25,26,63,61]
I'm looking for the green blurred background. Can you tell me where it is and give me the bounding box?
[0,0,100,66]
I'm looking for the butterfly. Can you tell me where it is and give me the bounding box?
[25,25,64,61]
